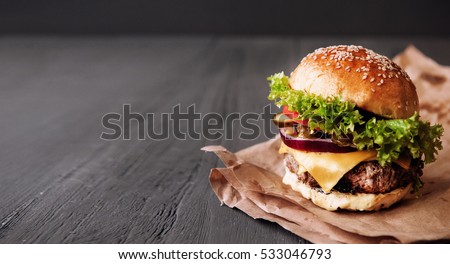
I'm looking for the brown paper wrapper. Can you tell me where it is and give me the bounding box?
[202,46,450,243]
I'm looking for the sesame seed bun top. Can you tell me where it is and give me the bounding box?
[289,45,419,119]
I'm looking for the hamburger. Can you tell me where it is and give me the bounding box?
[268,45,443,211]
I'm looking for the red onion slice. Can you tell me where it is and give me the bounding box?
[280,128,356,153]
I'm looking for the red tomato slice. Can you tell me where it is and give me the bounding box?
[282,106,298,118]
[282,106,308,126]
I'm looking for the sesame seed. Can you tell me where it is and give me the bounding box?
[308,45,410,84]
[362,75,368,80]
[413,101,417,105]
[371,88,375,92]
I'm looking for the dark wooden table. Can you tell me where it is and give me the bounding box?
[1,36,449,243]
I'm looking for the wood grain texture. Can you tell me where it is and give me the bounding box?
[0,37,449,243]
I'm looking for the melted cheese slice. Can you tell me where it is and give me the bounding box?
[279,142,411,193]
[280,142,377,193]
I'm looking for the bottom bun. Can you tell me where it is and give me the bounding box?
[282,168,412,211]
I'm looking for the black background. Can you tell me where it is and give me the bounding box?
[1,0,449,35]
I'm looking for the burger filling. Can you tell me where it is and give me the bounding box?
[284,154,423,194]
[268,72,443,194]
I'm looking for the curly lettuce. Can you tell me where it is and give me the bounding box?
[267,72,444,167]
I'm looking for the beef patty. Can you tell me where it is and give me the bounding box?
[284,154,423,194]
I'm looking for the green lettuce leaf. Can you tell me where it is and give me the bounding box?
[267,72,444,167]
